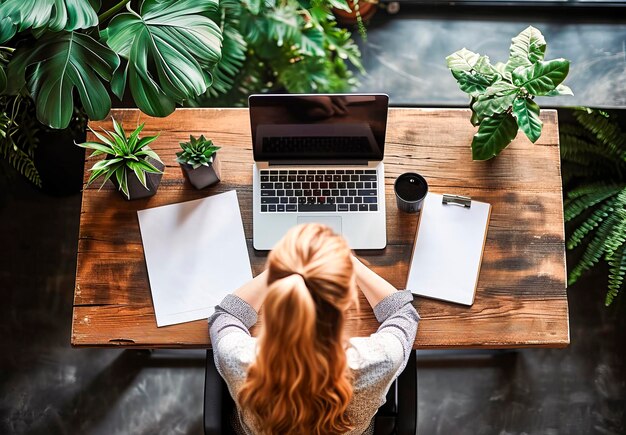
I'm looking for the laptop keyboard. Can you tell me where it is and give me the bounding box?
[259,169,379,213]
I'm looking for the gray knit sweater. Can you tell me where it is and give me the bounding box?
[208,290,419,435]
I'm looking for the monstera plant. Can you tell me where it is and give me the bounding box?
[0,0,223,188]
[1,0,223,128]
[446,26,572,160]
[0,0,364,187]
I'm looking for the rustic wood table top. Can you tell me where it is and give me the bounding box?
[72,108,569,349]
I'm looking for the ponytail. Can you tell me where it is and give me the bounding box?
[238,224,355,434]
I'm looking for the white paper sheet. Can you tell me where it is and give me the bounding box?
[137,190,252,326]
[406,193,491,306]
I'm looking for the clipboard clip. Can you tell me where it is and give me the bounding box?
[442,194,472,208]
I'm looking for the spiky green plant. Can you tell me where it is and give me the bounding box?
[77,118,162,200]
[176,135,220,169]
[561,108,626,306]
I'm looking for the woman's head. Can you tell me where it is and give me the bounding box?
[238,223,356,434]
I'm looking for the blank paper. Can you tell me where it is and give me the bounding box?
[137,190,252,326]
[406,193,491,306]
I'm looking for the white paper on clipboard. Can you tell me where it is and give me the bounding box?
[406,193,491,306]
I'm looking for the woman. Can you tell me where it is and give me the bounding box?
[208,223,419,434]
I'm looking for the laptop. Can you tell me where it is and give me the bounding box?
[250,93,389,250]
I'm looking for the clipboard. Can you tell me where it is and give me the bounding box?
[405,193,491,306]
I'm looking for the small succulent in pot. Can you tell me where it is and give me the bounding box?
[77,118,164,200]
[176,135,221,189]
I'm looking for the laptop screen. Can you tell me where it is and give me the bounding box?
[249,94,388,162]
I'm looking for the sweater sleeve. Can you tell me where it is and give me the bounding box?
[208,294,258,377]
[371,290,420,375]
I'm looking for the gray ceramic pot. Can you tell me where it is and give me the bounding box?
[110,157,165,200]
[180,154,221,189]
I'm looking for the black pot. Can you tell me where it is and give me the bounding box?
[110,157,165,200]
[180,154,221,189]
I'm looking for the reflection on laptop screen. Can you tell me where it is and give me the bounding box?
[249,94,389,161]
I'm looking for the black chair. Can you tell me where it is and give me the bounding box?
[204,349,417,435]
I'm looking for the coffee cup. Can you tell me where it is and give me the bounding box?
[394,172,428,213]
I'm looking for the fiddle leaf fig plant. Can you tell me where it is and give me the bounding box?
[447,26,573,160]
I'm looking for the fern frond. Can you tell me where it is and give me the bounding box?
[561,161,609,184]
[1,96,42,187]
[573,109,626,160]
[564,182,624,221]
[567,198,614,249]
[604,204,626,258]
[560,131,623,172]
[569,210,621,285]
[607,244,626,306]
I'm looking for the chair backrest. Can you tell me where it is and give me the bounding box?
[204,349,417,435]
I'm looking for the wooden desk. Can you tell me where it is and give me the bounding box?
[72,108,569,349]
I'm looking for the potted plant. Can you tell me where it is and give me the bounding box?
[446,26,572,160]
[176,135,221,189]
[78,118,164,200]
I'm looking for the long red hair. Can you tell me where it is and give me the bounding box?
[238,223,356,434]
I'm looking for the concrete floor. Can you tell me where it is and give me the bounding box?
[2,6,626,435]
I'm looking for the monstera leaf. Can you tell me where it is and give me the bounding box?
[6,32,119,129]
[0,0,99,44]
[101,0,222,117]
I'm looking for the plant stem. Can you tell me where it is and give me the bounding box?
[0,47,15,53]
[98,0,131,23]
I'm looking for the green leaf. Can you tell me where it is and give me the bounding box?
[472,86,518,119]
[75,141,114,155]
[127,160,148,188]
[513,97,542,143]
[446,48,479,72]
[327,0,352,12]
[607,244,626,306]
[0,0,98,44]
[112,117,126,142]
[0,62,6,93]
[512,59,570,96]
[299,26,325,56]
[114,166,129,199]
[471,113,519,160]
[100,0,223,117]
[136,135,159,153]
[92,157,123,170]
[473,55,499,77]
[543,84,574,97]
[6,32,119,129]
[451,70,493,97]
[506,26,546,72]
[133,158,162,174]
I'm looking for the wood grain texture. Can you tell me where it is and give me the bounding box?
[72,108,569,349]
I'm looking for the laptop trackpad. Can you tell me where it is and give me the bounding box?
[297,216,342,235]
